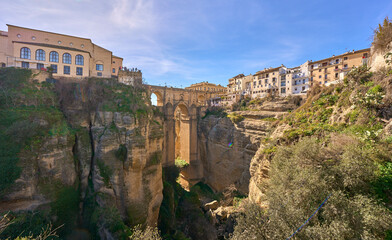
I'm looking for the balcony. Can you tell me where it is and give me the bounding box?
[292,73,307,79]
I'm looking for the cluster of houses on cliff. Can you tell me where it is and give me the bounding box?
[181,48,370,106]
[221,48,369,105]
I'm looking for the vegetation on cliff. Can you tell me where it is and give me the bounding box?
[158,166,217,240]
[0,68,164,239]
[231,65,392,239]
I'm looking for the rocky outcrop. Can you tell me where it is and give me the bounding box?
[88,111,163,227]
[0,74,164,239]
[370,43,392,72]
[198,115,275,194]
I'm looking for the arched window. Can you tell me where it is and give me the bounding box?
[49,51,59,62]
[62,53,71,64]
[20,47,31,59]
[75,55,84,65]
[35,49,45,61]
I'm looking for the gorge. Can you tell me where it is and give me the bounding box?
[1,52,392,240]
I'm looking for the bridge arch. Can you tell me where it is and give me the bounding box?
[150,90,164,106]
[174,102,190,164]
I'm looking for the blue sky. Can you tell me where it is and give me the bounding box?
[1,0,391,88]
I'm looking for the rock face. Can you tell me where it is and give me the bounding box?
[0,77,164,238]
[198,115,275,194]
[0,134,77,212]
[88,110,164,227]
[370,43,392,72]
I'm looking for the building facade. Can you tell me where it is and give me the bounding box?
[185,81,226,93]
[251,66,281,99]
[0,24,123,78]
[281,61,310,95]
[309,49,369,86]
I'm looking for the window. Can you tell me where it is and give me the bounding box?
[319,75,322,79]
[35,49,45,61]
[319,69,322,72]
[344,57,348,60]
[22,61,29,68]
[97,72,102,76]
[335,73,338,78]
[112,68,115,73]
[20,47,31,59]
[51,64,57,73]
[281,88,286,94]
[325,74,328,79]
[37,63,44,70]
[324,81,328,84]
[343,64,348,69]
[63,53,71,64]
[75,55,84,65]
[76,67,83,75]
[64,66,70,75]
[49,51,59,62]
[96,64,103,71]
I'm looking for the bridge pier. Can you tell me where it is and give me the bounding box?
[146,84,221,188]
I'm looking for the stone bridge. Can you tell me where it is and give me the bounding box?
[145,85,221,187]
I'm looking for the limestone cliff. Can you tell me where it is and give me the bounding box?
[198,107,287,194]
[0,69,164,239]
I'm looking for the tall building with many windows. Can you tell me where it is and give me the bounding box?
[0,24,123,78]
[281,61,310,95]
[251,66,282,98]
[309,49,369,86]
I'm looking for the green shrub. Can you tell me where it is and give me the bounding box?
[230,202,269,240]
[202,107,227,119]
[373,162,392,203]
[130,225,161,240]
[190,182,218,201]
[91,207,130,238]
[227,112,244,123]
[0,211,56,239]
[175,158,189,169]
[97,160,113,187]
[373,17,392,52]
[232,137,392,239]
[51,186,79,235]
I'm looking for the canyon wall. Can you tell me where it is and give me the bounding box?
[0,70,164,239]
[197,105,291,194]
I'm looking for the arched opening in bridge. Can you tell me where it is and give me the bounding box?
[174,103,190,164]
[151,91,163,106]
